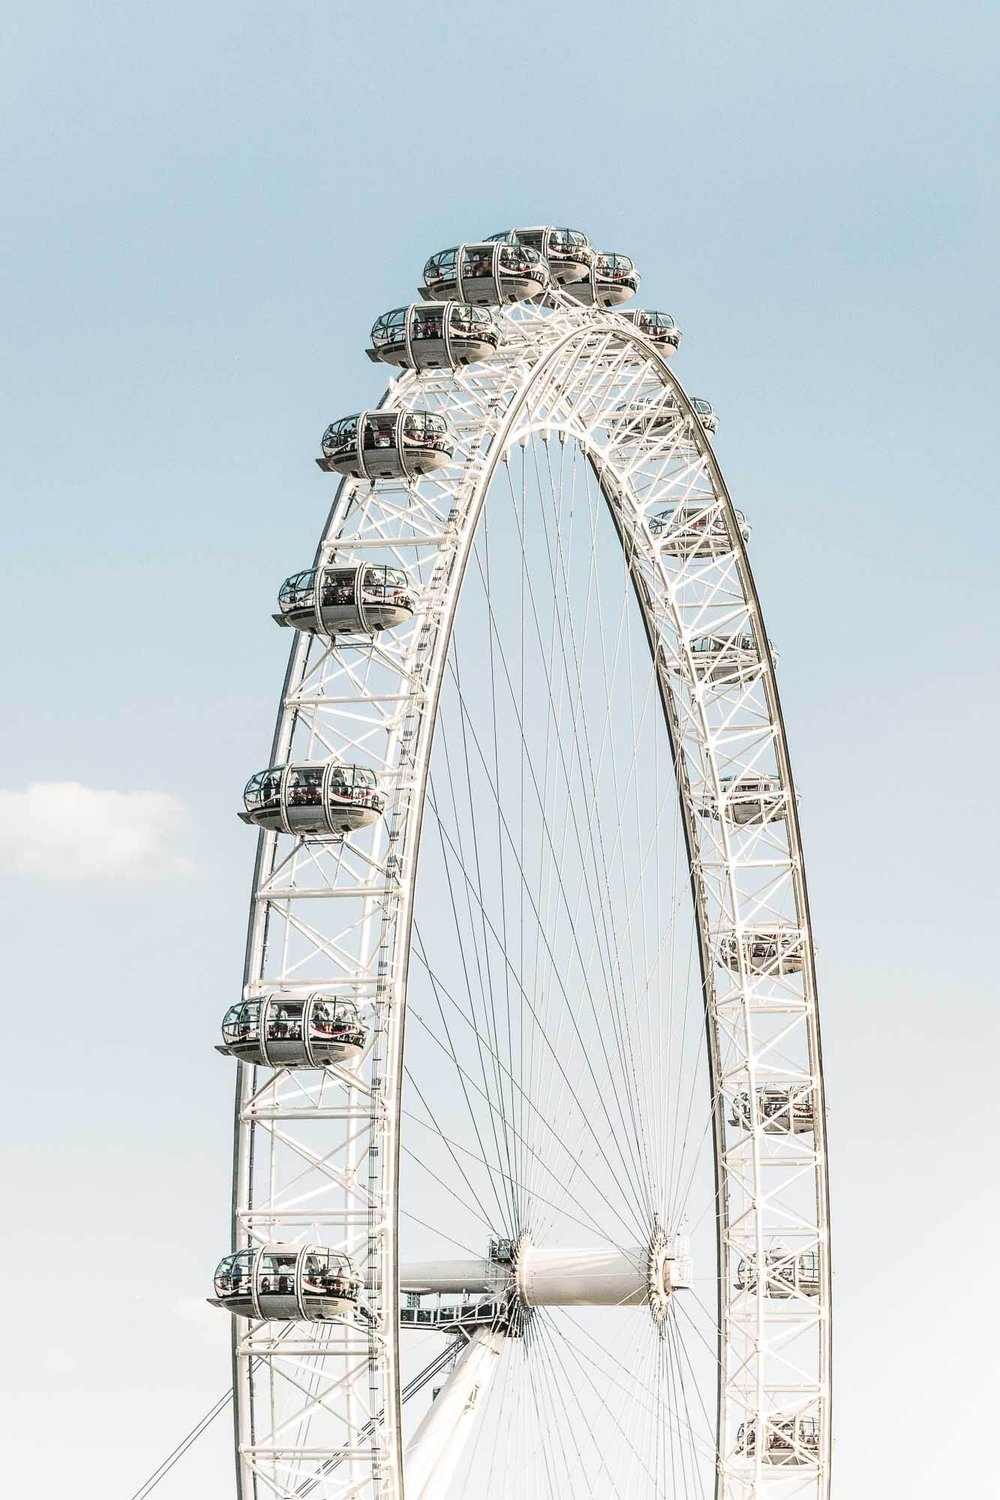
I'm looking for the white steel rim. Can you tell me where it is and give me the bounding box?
[229,293,831,1500]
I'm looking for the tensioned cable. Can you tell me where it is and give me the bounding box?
[416,800,650,1241]
[529,439,660,1208]
[429,560,653,1234]
[430,552,648,1222]
[432,640,519,1230]
[126,1385,235,1500]
[499,446,659,1215]
[410,914,639,1245]
[527,438,683,1236]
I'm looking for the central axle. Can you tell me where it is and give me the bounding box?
[400,1233,691,1317]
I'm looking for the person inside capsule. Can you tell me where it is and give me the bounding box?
[259,1250,297,1296]
[288,767,323,808]
[321,570,356,609]
[464,246,492,279]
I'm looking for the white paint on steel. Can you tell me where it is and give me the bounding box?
[402,1329,506,1500]
[228,286,832,1500]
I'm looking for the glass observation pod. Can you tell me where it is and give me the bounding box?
[367,303,499,371]
[486,227,593,285]
[611,394,717,440]
[691,397,720,434]
[729,1085,816,1134]
[317,410,453,482]
[689,631,760,684]
[736,1248,821,1299]
[564,252,640,307]
[737,1415,820,1466]
[699,772,786,826]
[240,762,384,836]
[618,309,683,353]
[420,241,551,306]
[210,1245,363,1322]
[718,926,805,976]
[649,501,750,558]
[274,564,415,638]
[217,995,368,1068]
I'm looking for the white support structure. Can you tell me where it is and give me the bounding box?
[402,1331,506,1500]
[398,1241,692,1307]
[221,248,832,1500]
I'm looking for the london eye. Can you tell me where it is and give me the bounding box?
[211,227,832,1500]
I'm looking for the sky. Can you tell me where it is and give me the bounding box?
[2,0,999,1494]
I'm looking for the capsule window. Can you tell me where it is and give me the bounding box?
[362,413,397,448]
[402,412,445,442]
[425,248,458,281]
[463,246,493,279]
[278,569,317,613]
[412,306,446,340]
[302,1250,356,1294]
[222,1001,261,1045]
[214,1249,254,1297]
[311,997,362,1035]
[286,769,324,807]
[244,769,282,808]
[323,416,359,450]
[262,998,305,1042]
[259,1250,297,1293]
[315,568,356,610]
[358,564,408,602]
[370,308,407,344]
[450,305,494,336]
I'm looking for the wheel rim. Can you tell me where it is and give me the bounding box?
[228,295,831,1500]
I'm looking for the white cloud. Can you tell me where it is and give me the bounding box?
[0,781,197,882]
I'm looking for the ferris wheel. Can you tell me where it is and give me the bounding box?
[209,227,832,1500]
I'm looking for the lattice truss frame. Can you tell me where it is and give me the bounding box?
[230,299,831,1500]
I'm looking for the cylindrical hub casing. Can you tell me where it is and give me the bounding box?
[516,1245,647,1307]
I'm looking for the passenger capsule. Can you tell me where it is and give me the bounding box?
[217,994,368,1068]
[564,252,640,307]
[487,226,593,285]
[718,926,805,975]
[729,1085,815,1134]
[650,501,750,558]
[367,303,499,371]
[618,309,682,353]
[317,410,453,481]
[698,772,785,826]
[274,563,414,637]
[611,394,717,439]
[240,762,384,836]
[736,1248,820,1299]
[689,631,760,684]
[737,1415,820,1466]
[210,1245,364,1322]
[421,242,550,305]
[691,397,719,434]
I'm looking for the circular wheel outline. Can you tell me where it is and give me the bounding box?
[229,297,832,1500]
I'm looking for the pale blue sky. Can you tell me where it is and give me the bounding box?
[2,1,998,1494]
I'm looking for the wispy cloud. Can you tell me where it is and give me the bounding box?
[0,781,197,881]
